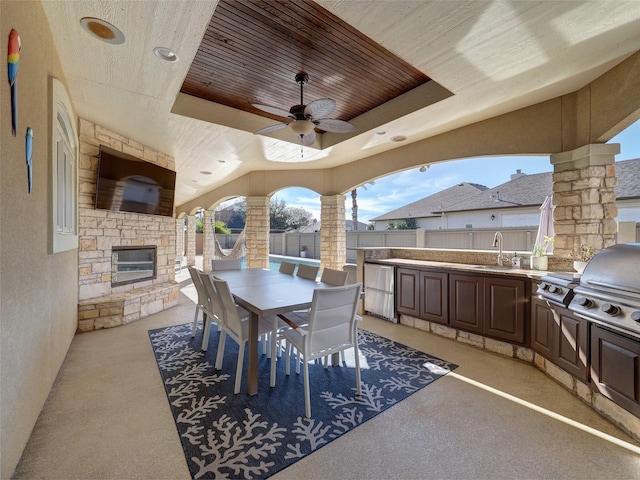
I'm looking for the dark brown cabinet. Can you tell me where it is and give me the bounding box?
[591,325,640,417]
[396,267,449,324]
[449,273,483,333]
[531,296,554,358]
[396,268,528,344]
[420,270,448,325]
[555,308,588,381]
[530,292,588,382]
[449,273,527,344]
[396,268,420,317]
[484,276,527,343]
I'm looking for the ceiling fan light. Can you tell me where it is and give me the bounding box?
[289,119,315,136]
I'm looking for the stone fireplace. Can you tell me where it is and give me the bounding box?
[111,246,157,287]
[76,119,179,332]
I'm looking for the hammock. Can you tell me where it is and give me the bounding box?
[213,228,246,260]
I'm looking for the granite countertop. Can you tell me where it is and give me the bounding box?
[368,258,550,279]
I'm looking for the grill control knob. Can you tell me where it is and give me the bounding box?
[601,303,620,316]
[549,285,562,294]
[631,311,640,322]
[577,297,593,308]
[540,283,550,291]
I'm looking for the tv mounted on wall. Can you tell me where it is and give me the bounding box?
[95,145,176,217]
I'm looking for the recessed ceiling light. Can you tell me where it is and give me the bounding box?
[218,160,226,163]
[80,17,125,45]
[376,131,386,135]
[200,170,212,175]
[391,135,407,142]
[153,47,178,62]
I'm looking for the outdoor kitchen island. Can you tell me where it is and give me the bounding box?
[357,247,640,442]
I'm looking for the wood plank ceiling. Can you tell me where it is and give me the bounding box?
[180,0,431,125]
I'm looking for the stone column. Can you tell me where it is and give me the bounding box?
[320,194,346,271]
[550,143,619,258]
[185,214,197,267]
[245,196,270,269]
[175,218,184,260]
[202,210,216,271]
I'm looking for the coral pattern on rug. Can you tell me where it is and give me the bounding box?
[149,323,457,479]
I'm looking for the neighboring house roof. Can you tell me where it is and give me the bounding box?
[439,172,552,212]
[372,158,640,220]
[370,182,488,221]
[298,219,367,233]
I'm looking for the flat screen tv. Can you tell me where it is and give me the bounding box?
[95,145,176,217]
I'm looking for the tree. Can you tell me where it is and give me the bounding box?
[385,218,417,230]
[196,218,230,234]
[287,206,313,230]
[209,197,314,231]
[399,218,418,230]
[351,189,358,230]
[350,181,374,230]
[269,197,290,230]
[214,221,231,234]
[215,201,246,229]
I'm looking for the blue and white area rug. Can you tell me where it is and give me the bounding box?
[149,323,457,479]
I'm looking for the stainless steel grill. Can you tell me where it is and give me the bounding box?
[568,243,640,338]
[536,272,581,307]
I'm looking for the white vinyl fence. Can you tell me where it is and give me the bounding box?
[201,223,639,261]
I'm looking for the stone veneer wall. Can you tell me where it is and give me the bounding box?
[245,197,270,268]
[551,144,618,258]
[320,195,347,270]
[76,119,178,331]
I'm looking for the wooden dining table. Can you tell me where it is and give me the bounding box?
[210,267,333,395]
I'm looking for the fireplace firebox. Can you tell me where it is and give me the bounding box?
[112,246,157,287]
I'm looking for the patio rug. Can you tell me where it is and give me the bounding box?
[149,322,457,479]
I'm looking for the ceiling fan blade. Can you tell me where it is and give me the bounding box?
[254,122,289,135]
[304,98,336,120]
[314,118,357,133]
[252,103,295,120]
[301,130,316,146]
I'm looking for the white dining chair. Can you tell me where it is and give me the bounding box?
[278,261,296,275]
[296,263,319,281]
[211,258,242,271]
[281,283,363,418]
[320,267,349,286]
[196,270,226,352]
[188,266,211,337]
[211,277,275,394]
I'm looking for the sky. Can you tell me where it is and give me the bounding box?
[269,120,640,224]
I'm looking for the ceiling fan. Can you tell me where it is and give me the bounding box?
[252,73,356,146]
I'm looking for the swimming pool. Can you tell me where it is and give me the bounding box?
[240,255,321,271]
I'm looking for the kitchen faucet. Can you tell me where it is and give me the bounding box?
[493,231,506,266]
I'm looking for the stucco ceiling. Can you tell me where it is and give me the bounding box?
[42,1,640,209]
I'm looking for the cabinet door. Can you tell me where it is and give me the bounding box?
[420,270,448,325]
[554,308,588,382]
[396,268,419,317]
[591,325,640,417]
[531,296,554,359]
[484,276,526,343]
[449,274,483,333]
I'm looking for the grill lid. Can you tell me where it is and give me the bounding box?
[580,243,640,295]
